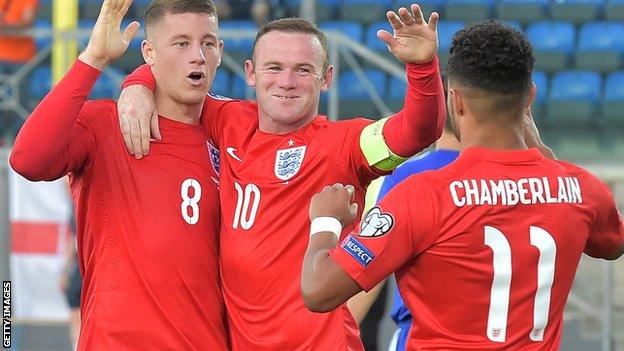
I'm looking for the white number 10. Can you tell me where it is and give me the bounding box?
[484,225,556,343]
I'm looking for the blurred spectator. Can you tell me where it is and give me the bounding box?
[215,0,270,26]
[0,0,38,144]
[0,0,38,64]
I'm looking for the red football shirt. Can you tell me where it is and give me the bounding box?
[122,58,444,350]
[10,61,227,350]
[202,98,374,350]
[331,147,624,351]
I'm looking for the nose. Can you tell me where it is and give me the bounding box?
[277,70,297,89]
[190,43,207,65]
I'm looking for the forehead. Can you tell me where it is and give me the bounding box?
[153,12,218,40]
[254,31,324,67]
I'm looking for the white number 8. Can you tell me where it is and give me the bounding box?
[181,178,201,225]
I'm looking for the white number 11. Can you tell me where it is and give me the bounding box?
[484,225,556,343]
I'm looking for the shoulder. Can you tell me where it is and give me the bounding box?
[319,118,375,143]
[79,99,118,125]
[208,95,257,117]
[326,117,374,130]
[556,160,614,199]
[206,94,252,110]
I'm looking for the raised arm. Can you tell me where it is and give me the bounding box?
[9,0,139,180]
[362,4,445,171]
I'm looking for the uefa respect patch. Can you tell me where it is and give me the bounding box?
[341,235,375,267]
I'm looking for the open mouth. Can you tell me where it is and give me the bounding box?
[187,71,206,83]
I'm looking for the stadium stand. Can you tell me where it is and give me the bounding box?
[550,0,603,25]
[548,70,602,124]
[444,0,493,22]
[395,0,446,17]
[338,69,386,117]
[526,21,575,73]
[437,20,464,68]
[575,22,624,73]
[340,0,391,26]
[495,0,548,25]
[601,71,624,126]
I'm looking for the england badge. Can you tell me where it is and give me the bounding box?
[274,146,306,181]
[207,141,220,175]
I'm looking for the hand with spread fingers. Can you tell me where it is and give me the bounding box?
[79,0,140,70]
[309,183,359,227]
[377,3,439,64]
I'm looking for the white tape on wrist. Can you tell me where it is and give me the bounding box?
[310,217,343,240]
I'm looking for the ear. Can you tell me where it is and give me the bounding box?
[244,60,256,87]
[450,88,464,118]
[141,40,155,66]
[320,65,334,92]
[527,82,537,108]
[217,39,224,67]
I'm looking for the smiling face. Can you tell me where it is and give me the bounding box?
[245,30,333,134]
[143,12,223,108]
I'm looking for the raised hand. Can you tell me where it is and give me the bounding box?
[523,105,557,159]
[377,4,439,64]
[79,0,140,70]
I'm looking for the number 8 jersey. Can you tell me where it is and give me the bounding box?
[330,147,624,351]
[10,61,228,350]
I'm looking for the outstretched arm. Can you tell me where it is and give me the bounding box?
[10,0,139,180]
[361,4,445,172]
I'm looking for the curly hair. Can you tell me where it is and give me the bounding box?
[447,20,534,96]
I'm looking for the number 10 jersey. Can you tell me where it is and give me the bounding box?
[202,97,381,350]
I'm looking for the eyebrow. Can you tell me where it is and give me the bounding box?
[169,33,218,41]
[263,61,316,69]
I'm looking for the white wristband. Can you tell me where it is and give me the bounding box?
[310,217,343,240]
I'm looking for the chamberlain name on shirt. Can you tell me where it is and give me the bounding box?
[449,176,582,207]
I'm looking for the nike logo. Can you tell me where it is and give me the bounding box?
[226,147,243,162]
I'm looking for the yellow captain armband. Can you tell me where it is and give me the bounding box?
[359,117,408,172]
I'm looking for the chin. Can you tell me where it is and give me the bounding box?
[182,93,208,105]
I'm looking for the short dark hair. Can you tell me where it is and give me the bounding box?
[447,20,534,97]
[145,0,217,38]
[252,18,330,73]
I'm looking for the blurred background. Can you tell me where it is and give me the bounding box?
[0,0,622,350]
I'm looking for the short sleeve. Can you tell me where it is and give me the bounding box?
[584,177,624,258]
[329,175,439,291]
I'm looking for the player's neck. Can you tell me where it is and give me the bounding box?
[154,95,203,125]
[258,111,317,135]
[461,120,528,151]
[436,130,461,151]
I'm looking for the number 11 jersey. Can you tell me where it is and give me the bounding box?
[331,147,624,351]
